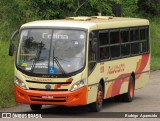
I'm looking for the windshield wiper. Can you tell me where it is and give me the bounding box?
[31,41,43,72]
[55,57,70,62]
[52,42,66,75]
[53,57,66,75]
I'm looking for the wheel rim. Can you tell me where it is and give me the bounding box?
[97,89,103,105]
[129,81,134,98]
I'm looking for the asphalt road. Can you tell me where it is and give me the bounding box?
[0,71,160,119]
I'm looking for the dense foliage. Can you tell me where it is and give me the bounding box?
[0,0,139,39]
[0,0,159,40]
[138,0,160,16]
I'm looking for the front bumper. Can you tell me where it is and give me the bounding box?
[14,84,87,106]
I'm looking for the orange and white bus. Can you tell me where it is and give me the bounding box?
[9,16,150,112]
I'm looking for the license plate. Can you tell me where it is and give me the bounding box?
[42,96,54,99]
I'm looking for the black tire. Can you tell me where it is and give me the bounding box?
[114,95,123,102]
[90,83,104,112]
[122,76,135,102]
[30,104,42,111]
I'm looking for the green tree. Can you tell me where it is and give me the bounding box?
[26,0,113,19]
[0,0,113,32]
[121,0,138,17]
[0,0,140,41]
[138,0,160,16]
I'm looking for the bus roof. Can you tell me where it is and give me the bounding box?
[21,16,149,30]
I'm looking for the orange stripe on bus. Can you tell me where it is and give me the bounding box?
[105,54,149,98]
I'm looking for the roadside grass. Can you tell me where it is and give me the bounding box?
[0,17,159,108]
[0,41,16,108]
[150,17,160,70]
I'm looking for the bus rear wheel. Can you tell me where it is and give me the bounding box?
[122,76,135,102]
[30,104,42,111]
[90,83,103,112]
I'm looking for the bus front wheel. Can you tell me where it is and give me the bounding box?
[30,104,42,111]
[90,83,103,112]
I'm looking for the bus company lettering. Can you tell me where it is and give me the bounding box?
[32,78,52,82]
[107,64,125,74]
[42,33,68,39]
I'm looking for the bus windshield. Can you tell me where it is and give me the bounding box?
[17,29,86,75]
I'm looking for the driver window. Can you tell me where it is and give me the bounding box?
[88,32,97,75]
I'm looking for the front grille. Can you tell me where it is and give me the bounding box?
[26,80,72,84]
[30,99,66,102]
[29,88,68,91]
[29,96,67,102]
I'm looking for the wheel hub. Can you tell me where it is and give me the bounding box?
[130,81,134,98]
[97,90,102,105]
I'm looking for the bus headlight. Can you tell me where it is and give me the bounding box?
[70,79,86,92]
[14,77,27,90]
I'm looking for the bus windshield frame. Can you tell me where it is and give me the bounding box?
[16,28,87,78]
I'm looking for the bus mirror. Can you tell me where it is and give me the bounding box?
[9,43,14,56]
[8,30,19,56]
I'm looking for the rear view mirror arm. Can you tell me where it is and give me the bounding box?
[10,29,19,44]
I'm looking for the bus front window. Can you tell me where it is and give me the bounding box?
[17,29,86,75]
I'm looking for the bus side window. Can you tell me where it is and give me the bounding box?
[120,30,129,43]
[111,45,120,58]
[110,31,119,44]
[130,29,139,42]
[120,30,130,56]
[99,32,109,60]
[131,43,139,55]
[100,47,109,60]
[99,32,109,45]
[89,40,96,61]
[140,28,146,40]
[121,44,130,56]
[110,31,120,58]
[88,32,97,75]
[140,28,147,53]
[130,28,140,55]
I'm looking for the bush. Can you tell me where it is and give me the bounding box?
[120,0,138,17]
[138,0,160,16]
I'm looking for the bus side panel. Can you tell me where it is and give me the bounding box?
[87,64,100,104]
[103,54,150,99]
[135,54,150,89]
[103,57,133,99]
[105,80,129,99]
[135,72,150,90]
[105,79,129,99]
[87,54,150,103]
[120,80,129,94]
[87,85,98,104]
